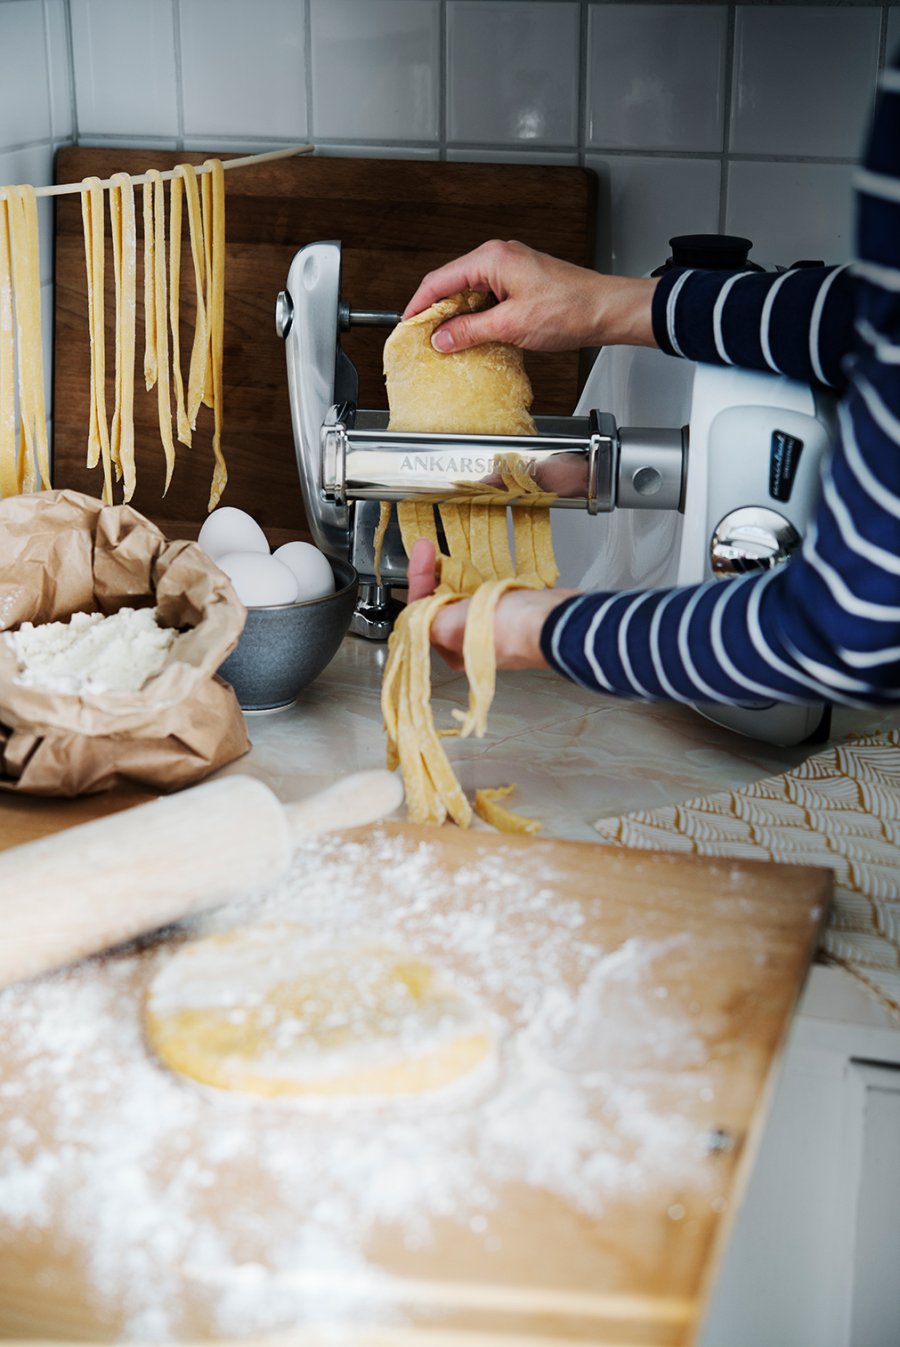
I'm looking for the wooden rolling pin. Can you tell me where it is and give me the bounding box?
[0,769,403,990]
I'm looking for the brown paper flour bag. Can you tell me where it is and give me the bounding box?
[0,490,250,795]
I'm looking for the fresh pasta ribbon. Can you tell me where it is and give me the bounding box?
[457,573,542,740]
[147,170,176,494]
[380,453,560,831]
[0,192,18,498]
[499,456,560,588]
[177,163,208,434]
[168,171,191,446]
[109,173,137,501]
[80,178,106,487]
[6,186,51,495]
[203,159,226,511]
[474,785,541,835]
[372,500,392,587]
[142,181,157,391]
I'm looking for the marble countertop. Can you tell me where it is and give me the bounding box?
[225,632,898,843]
[226,635,900,1035]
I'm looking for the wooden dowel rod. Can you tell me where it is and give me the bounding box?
[0,143,314,199]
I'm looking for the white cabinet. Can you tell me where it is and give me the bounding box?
[698,968,900,1347]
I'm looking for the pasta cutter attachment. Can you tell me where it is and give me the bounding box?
[277,240,685,639]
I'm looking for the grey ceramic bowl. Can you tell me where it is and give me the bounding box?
[217,557,358,711]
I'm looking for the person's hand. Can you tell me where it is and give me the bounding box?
[402,239,658,355]
[406,538,578,671]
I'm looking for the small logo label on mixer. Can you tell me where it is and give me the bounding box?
[769,431,804,503]
[399,454,538,479]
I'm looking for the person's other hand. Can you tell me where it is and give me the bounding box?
[402,240,657,355]
[406,538,578,671]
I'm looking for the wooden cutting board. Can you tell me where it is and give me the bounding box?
[0,805,829,1346]
[51,149,597,544]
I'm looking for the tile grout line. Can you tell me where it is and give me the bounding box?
[719,3,736,235]
[172,0,186,152]
[303,0,313,147]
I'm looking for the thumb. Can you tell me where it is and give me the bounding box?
[431,309,502,354]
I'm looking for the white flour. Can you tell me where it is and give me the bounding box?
[3,606,176,693]
[0,829,729,1341]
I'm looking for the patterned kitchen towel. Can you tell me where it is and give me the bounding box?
[594,730,900,1022]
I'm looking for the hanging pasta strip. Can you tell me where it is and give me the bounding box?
[203,159,227,510]
[142,181,157,390]
[372,500,392,587]
[109,173,137,501]
[501,457,559,587]
[200,169,215,411]
[107,186,122,482]
[437,501,472,564]
[466,503,497,578]
[177,164,208,432]
[81,179,113,500]
[79,182,101,478]
[406,588,474,827]
[9,186,51,493]
[397,629,439,822]
[397,499,440,558]
[148,170,176,493]
[24,188,50,489]
[168,172,191,446]
[458,574,543,740]
[0,192,17,498]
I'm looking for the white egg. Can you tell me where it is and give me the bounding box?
[273,541,336,602]
[216,551,300,607]
[198,507,270,561]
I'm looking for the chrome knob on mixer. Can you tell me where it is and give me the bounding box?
[275,289,293,339]
[709,506,802,577]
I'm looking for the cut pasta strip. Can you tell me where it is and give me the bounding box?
[458,574,542,740]
[200,168,215,411]
[8,186,50,494]
[397,500,440,558]
[177,163,208,433]
[0,193,17,498]
[142,181,157,391]
[373,500,392,587]
[109,172,137,501]
[168,171,191,446]
[438,500,471,563]
[474,785,541,835]
[147,170,176,494]
[383,581,474,828]
[501,457,560,587]
[79,180,111,498]
[203,159,226,510]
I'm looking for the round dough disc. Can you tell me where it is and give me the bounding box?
[144,924,496,1100]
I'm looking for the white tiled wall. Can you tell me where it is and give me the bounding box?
[0,0,897,425]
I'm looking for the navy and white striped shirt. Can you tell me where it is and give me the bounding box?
[541,55,900,709]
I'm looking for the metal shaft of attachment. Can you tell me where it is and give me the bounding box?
[338,304,402,330]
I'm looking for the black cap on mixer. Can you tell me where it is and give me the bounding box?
[652,234,764,275]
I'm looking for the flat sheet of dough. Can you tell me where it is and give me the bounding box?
[145,924,496,1101]
[383,290,536,436]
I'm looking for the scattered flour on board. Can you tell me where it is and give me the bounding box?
[3,606,177,693]
[0,828,726,1341]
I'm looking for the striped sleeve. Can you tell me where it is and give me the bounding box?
[651,262,853,389]
[541,54,900,710]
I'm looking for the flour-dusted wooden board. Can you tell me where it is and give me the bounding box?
[0,812,828,1346]
[52,149,596,543]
